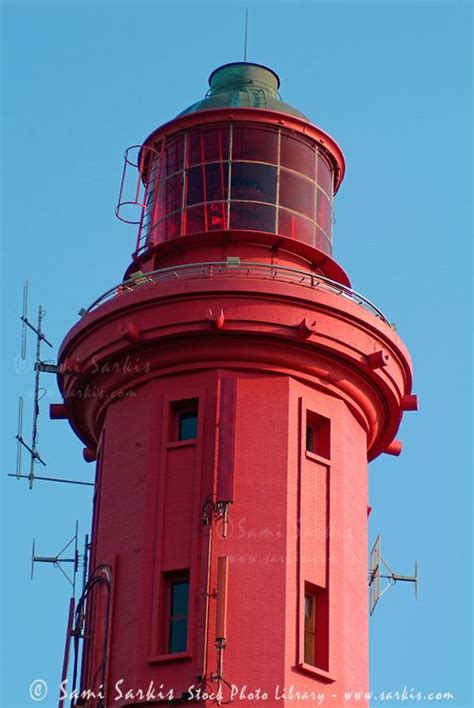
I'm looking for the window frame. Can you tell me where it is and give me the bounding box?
[169,398,199,443]
[302,581,329,673]
[305,410,331,460]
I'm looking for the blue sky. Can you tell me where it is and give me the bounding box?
[1,1,472,707]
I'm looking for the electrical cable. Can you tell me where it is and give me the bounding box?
[69,565,112,708]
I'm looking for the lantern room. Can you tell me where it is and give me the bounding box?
[116,63,346,278]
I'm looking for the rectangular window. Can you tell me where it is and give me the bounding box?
[306,410,330,459]
[170,398,199,441]
[167,574,190,653]
[303,583,329,670]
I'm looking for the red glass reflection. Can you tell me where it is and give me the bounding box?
[207,202,227,230]
[278,209,315,246]
[184,202,228,235]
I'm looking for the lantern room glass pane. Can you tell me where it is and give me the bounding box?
[142,155,161,238]
[279,169,315,220]
[184,202,228,235]
[314,228,331,253]
[186,166,205,206]
[316,191,332,236]
[281,134,316,179]
[145,156,160,201]
[230,163,277,204]
[232,126,279,164]
[205,162,228,202]
[159,173,183,216]
[188,126,230,166]
[184,204,206,234]
[186,163,229,206]
[278,209,315,246]
[187,132,204,166]
[317,154,333,196]
[230,202,276,232]
[165,136,184,175]
[156,211,182,241]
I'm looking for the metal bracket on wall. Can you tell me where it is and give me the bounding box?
[202,495,232,538]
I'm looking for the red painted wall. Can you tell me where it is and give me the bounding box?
[71,357,386,705]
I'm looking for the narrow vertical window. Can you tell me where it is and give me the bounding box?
[167,575,189,653]
[305,411,330,459]
[303,583,329,670]
[170,398,199,441]
[304,592,316,665]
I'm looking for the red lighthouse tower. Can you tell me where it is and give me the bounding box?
[55,63,415,705]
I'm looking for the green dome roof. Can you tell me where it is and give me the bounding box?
[177,62,308,120]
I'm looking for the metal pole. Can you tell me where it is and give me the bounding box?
[244,8,249,62]
[29,306,43,488]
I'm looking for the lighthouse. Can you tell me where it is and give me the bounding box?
[54,63,415,705]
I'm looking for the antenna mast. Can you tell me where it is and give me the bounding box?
[244,8,249,62]
[10,281,94,488]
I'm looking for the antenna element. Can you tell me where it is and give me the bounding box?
[10,281,94,488]
[31,522,89,598]
[369,535,418,615]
